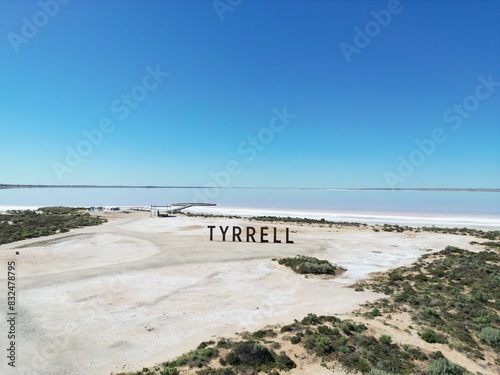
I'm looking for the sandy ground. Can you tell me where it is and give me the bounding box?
[0,209,497,375]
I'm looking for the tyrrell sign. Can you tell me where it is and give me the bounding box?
[208,226,294,243]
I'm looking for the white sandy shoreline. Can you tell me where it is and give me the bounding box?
[1,205,499,230]
[186,205,500,230]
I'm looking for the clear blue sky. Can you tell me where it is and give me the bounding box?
[1,0,499,194]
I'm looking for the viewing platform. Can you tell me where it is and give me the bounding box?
[150,202,216,217]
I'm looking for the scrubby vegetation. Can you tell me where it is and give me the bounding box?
[363,246,500,362]
[376,224,414,233]
[470,240,500,251]
[180,212,242,220]
[120,312,471,375]
[248,215,365,227]
[248,216,500,244]
[421,226,500,240]
[164,344,219,369]
[181,213,366,227]
[419,329,448,344]
[478,327,500,348]
[122,338,295,375]
[292,314,429,374]
[428,353,468,375]
[120,247,499,375]
[224,340,295,372]
[0,207,107,245]
[275,255,344,275]
[374,223,500,242]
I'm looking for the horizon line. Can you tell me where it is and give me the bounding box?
[1,184,499,193]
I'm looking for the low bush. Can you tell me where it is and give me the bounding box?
[225,340,295,372]
[419,329,448,344]
[379,335,392,345]
[168,346,218,368]
[290,335,301,344]
[477,327,500,348]
[369,307,381,317]
[428,357,466,375]
[277,255,341,275]
[0,207,106,244]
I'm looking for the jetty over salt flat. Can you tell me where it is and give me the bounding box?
[150,202,216,217]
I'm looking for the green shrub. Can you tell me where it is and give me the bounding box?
[171,346,218,368]
[341,321,355,333]
[477,327,500,348]
[338,336,348,345]
[370,307,381,317]
[301,313,321,325]
[405,346,428,361]
[313,336,334,356]
[277,255,339,275]
[216,339,232,349]
[424,308,440,317]
[225,341,274,368]
[355,359,371,373]
[317,325,338,336]
[197,340,215,349]
[419,329,448,344]
[290,335,301,344]
[379,334,392,345]
[388,270,404,283]
[274,352,296,370]
[280,324,293,333]
[428,357,466,375]
[248,329,276,340]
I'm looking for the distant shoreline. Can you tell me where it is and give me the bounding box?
[1,184,499,192]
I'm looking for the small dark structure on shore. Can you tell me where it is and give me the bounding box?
[150,203,216,217]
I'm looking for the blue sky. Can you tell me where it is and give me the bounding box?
[0,0,499,209]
